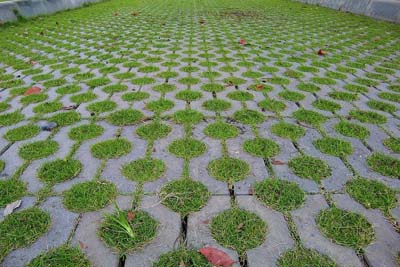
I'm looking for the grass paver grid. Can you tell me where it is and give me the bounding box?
[0,0,400,266]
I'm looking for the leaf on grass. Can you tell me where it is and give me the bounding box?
[24,86,41,95]
[271,159,285,165]
[4,199,22,216]
[127,211,135,222]
[256,84,264,90]
[199,247,236,267]
[317,49,327,56]
[239,39,246,45]
[179,261,186,267]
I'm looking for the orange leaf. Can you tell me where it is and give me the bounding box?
[256,84,264,91]
[79,241,88,249]
[24,86,41,96]
[127,211,135,222]
[317,49,327,56]
[199,247,236,267]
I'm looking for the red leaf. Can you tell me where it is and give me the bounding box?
[271,159,285,165]
[199,247,236,267]
[317,49,327,56]
[24,86,41,95]
[239,39,246,45]
[127,211,135,222]
[256,84,264,91]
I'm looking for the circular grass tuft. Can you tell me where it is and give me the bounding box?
[367,153,400,178]
[271,122,305,141]
[91,138,132,159]
[0,179,26,208]
[258,99,286,113]
[317,207,375,249]
[146,99,174,113]
[288,155,331,183]
[0,111,24,126]
[202,99,231,112]
[233,109,265,125]
[313,137,353,157]
[176,90,202,101]
[201,83,225,93]
[48,111,81,127]
[204,121,239,139]
[292,109,326,127]
[227,91,253,101]
[160,179,210,216]
[4,124,40,142]
[211,208,266,255]
[86,100,117,113]
[277,247,336,267]
[136,121,171,140]
[168,138,207,159]
[37,159,82,184]
[99,209,157,252]
[33,102,63,114]
[122,158,166,182]
[63,180,117,212]
[153,249,211,267]
[243,138,280,158]
[106,109,144,126]
[121,92,150,102]
[383,137,400,153]
[19,140,59,160]
[173,110,204,125]
[208,157,250,182]
[334,121,369,140]
[346,178,397,212]
[68,124,104,141]
[254,179,305,212]
[349,110,387,124]
[0,208,51,260]
[28,245,90,267]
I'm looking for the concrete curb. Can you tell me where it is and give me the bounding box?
[0,0,102,23]
[293,0,400,23]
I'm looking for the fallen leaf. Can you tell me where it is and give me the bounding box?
[131,12,139,16]
[79,241,88,249]
[239,39,246,45]
[248,187,254,195]
[256,84,264,90]
[237,223,244,231]
[29,60,37,65]
[179,261,186,267]
[4,200,22,216]
[114,12,119,16]
[199,19,206,25]
[24,86,41,95]
[39,31,44,36]
[199,247,236,267]
[317,49,327,56]
[62,105,78,110]
[202,219,210,224]
[271,159,285,165]
[127,211,135,222]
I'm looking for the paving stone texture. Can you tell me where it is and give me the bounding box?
[0,0,399,266]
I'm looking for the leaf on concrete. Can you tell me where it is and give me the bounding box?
[4,199,22,216]
[199,247,236,267]
[24,86,41,95]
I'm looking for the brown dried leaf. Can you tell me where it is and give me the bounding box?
[199,247,236,267]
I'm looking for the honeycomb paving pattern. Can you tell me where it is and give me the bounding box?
[0,0,400,266]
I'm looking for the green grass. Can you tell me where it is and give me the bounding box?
[63,180,117,212]
[227,91,254,101]
[168,138,207,159]
[0,208,51,261]
[317,207,375,249]
[378,92,400,103]
[334,121,369,140]
[243,138,280,158]
[173,110,204,125]
[367,100,397,113]
[279,91,305,101]
[233,109,265,125]
[70,92,97,104]
[37,159,82,184]
[211,208,266,256]
[152,84,176,94]
[350,110,387,124]
[271,122,305,141]
[313,137,353,157]
[122,92,150,102]
[176,90,203,101]
[201,83,225,93]
[48,111,81,127]
[367,153,400,178]
[208,157,250,183]
[122,158,166,182]
[87,100,117,113]
[146,99,175,113]
[21,94,48,105]
[4,124,40,142]
[289,155,331,183]
[91,138,132,159]
[346,178,397,212]
[312,99,341,113]
[154,249,211,267]
[0,179,26,208]
[254,179,305,212]
[106,109,144,126]
[28,246,90,267]
[102,84,128,94]
[277,248,336,267]
[258,99,286,113]
[329,91,358,102]
[160,179,210,216]
[19,140,59,160]
[204,121,239,139]
[297,83,320,93]
[202,99,231,112]
[99,210,158,252]
[33,102,63,114]
[0,111,24,126]
[383,137,400,153]
[292,109,327,127]
[136,121,171,140]
[68,124,104,141]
